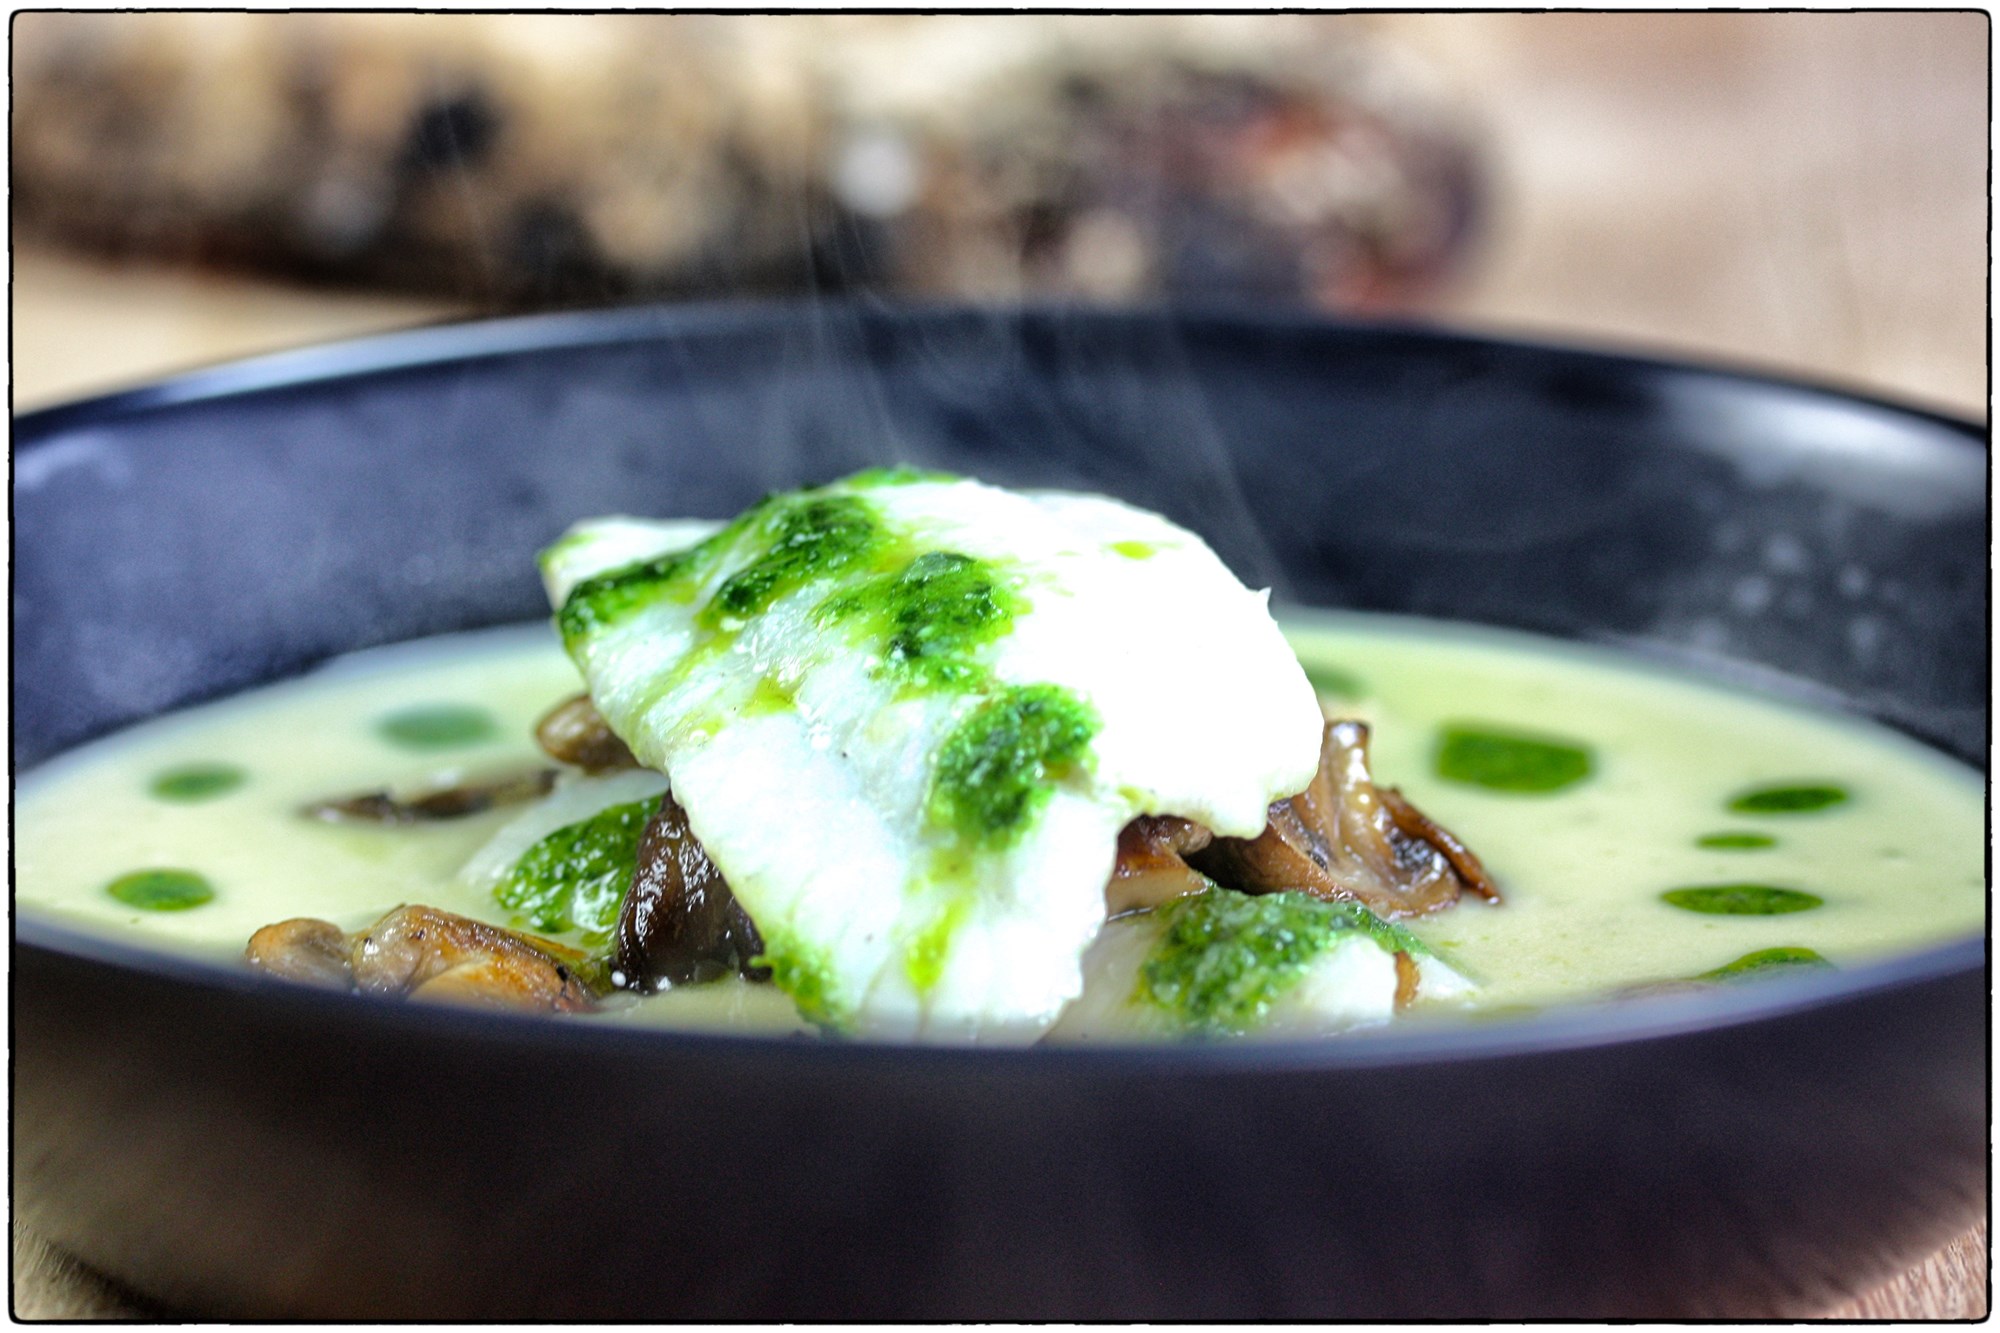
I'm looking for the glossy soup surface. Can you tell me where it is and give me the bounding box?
[15,613,1985,1028]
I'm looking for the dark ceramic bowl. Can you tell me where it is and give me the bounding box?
[14,306,1987,1318]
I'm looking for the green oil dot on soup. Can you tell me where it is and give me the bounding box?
[1696,831,1778,851]
[1700,946,1833,982]
[377,704,499,750]
[106,868,215,912]
[1434,724,1593,794]
[1661,883,1825,916]
[1727,783,1850,815]
[148,762,247,802]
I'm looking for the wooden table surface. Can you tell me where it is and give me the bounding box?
[10,1212,1986,1318]
[10,12,1984,1319]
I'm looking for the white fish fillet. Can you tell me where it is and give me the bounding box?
[542,473,1324,1042]
[1047,907,1475,1043]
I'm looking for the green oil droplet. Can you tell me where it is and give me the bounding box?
[1660,883,1824,916]
[377,704,499,750]
[1700,946,1834,982]
[106,868,216,912]
[149,762,247,802]
[1435,724,1594,794]
[1727,783,1850,815]
[1696,831,1777,851]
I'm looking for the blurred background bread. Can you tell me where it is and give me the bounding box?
[11,12,1986,416]
[12,14,1479,309]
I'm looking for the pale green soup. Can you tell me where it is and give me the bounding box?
[15,614,1985,1025]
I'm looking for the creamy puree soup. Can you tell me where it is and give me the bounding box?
[16,611,1983,1037]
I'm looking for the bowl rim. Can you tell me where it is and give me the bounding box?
[12,301,1990,1070]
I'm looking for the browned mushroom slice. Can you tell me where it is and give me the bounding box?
[1189,720,1500,919]
[245,906,604,1012]
[245,918,354,989]
[535,693,639,773]
[1105,815,1215,916]
[614,792,769,990]
[1185,799,1342,902]
[349,905,601,1013]
[301,767,558,824]
[1378,785,1501,903]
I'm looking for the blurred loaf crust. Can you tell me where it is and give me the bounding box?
[12,13,1482,310]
